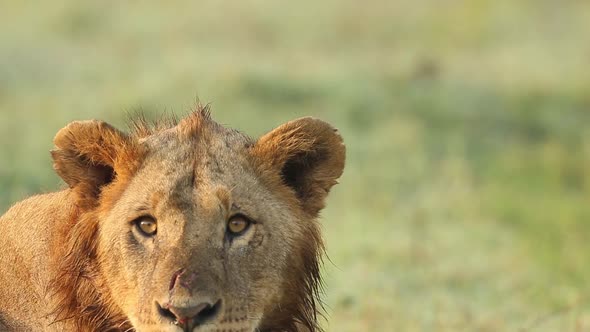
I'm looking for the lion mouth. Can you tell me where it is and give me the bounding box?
[157,300,222,331]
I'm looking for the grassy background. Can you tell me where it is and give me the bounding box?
[1,1,590,331]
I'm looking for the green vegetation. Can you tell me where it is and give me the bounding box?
[1,1,590,331]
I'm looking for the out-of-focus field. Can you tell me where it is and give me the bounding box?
[1,1,590,331]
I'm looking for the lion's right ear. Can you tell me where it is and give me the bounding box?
[51,120,139,194]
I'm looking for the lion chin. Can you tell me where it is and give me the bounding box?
[0,106,345,332]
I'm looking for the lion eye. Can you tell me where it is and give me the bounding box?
[135,217,157,236]
[227,215,251,236]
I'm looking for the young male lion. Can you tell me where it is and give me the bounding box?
[0,108,345,332]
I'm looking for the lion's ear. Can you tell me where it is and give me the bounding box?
[51,120,137,193]
[251,117,345,217]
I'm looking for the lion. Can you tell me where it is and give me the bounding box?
[0,107,345,332]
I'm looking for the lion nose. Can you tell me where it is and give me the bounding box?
[169,301,217,321]
[160,269,222,326]
[158,300,222,326]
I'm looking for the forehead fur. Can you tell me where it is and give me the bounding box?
[130,105,217,139]
[127,105,253,155]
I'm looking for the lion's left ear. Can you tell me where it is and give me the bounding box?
[251,117,345,217]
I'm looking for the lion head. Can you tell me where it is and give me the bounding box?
[49,107,345,332]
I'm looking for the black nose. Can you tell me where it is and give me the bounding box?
[158,300,222,327]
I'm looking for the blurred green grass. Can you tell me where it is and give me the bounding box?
[1,1,590,331]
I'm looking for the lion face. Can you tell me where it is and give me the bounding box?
[98,131,297,332]
[50,109,345,331]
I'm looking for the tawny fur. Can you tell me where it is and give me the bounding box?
[0,106,345,332]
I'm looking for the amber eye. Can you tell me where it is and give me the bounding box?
[135,217,157,236]
[227,215,251,236]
